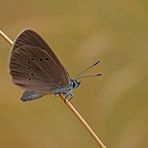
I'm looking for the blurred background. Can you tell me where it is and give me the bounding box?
[0,0,148,148]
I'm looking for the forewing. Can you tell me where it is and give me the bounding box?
[9,45,69,93]
[11,29,70,84]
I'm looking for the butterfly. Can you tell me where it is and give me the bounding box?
[9,29,101,101]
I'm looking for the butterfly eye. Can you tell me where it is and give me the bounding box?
[31,57,34,61]
[28,78,31,81]
[46,58,48,61]
[39,58,43,61]
[30,73,34,76]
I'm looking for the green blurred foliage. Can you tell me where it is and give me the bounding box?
[0,0,148,147]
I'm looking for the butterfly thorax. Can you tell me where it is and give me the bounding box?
[53,79,80,99]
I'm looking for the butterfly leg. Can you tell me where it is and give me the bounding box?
[64,92,73,102]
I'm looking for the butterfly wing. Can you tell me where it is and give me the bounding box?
[9,45,70,93]
[21,90,46,101]
[10,29,70,84]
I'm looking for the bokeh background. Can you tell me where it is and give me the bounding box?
[0,0,148,148]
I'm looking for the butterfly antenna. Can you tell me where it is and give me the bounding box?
[76,73,102,80]
[74,60,100,79]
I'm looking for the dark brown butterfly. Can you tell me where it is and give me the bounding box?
[9,29,101,101]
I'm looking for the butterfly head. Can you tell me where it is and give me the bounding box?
[71,79,81,89]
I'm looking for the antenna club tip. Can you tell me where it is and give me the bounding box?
[93,60,100,66]
[96,73,102,76]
